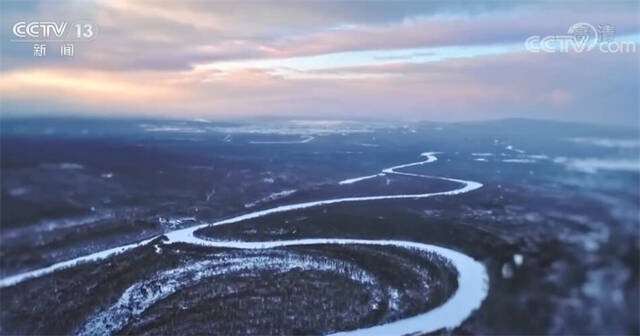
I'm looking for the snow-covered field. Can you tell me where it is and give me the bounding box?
[1,152,488,335]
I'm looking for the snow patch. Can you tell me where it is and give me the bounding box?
[244,189,297,208]
[568,137,640,149]
[554,157,640,173]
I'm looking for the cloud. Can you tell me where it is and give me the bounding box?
[3,0,638,72]
[0,0,638,125]
[2,49,637,125]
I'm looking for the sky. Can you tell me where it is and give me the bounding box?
[0,0,639,125]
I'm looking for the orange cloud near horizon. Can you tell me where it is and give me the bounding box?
[0,69,180,108]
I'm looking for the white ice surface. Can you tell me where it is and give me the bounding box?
[503,159,536,163]
[249,136,314,144]
[339,174,383,185]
